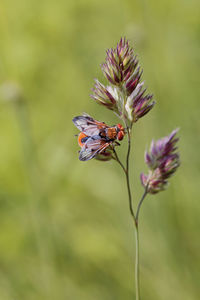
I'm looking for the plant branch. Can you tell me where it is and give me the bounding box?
[134,186,149,300]
[125,126,136,222]
[135,186,149,224]
[112,147,126,174]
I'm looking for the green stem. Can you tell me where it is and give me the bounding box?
[135,187,148,224]
[125,127,136,222]
[125,168,135,221]
[135,224,140,300]
[113,125,149,300]
[112,147,126,173]
[112,129,136,222]
[134,188,148,300]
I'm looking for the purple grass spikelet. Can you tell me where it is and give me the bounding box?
[90,79,120,114]
[141,129,180,194]
[90,38,155,125]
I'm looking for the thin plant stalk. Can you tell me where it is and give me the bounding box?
[135,189,148,300]
[113,126,149,300]
[124,128,140,300]
[135,224,140,300]
[125,127,135,220]
[136,187,148,224]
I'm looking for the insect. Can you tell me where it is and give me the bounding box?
[72,114,126,161]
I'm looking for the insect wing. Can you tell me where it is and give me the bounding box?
[79,135,110,161]
[73,115,107,136]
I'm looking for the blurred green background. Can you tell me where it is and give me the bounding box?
[0,0,199,299]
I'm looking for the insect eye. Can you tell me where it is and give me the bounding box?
[117,131,124,141]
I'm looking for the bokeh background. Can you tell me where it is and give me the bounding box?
[0,0,199,299]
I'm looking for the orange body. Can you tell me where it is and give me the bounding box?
[78,132,88,147]
[99,124,125,141]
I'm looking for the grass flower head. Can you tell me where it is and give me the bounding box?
[141,129,180,194]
